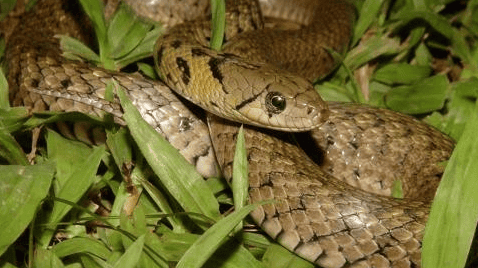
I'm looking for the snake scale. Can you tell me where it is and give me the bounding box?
[2,0,455,267]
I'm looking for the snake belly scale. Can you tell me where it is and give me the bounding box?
[2,0,454,267]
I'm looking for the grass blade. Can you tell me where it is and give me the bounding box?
[176,204,261,268]
[210,0,225,51]
[116,85,220,224]
[423,108,478,268]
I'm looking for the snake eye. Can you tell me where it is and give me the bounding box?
[266,92,286,114]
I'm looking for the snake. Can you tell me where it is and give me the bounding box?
[2,0,455,267]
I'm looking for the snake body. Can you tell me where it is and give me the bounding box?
[3,0,455,267]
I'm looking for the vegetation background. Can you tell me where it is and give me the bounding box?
[0,0,477,267]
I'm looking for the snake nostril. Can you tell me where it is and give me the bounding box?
[307,106,315,115]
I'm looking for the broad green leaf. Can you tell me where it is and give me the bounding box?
[114,27,163,68]
[0,107,29,133]
[384,75,448,114]
[107,4,152,60]
[0,163,55,255]
[58,35,100,63]
[107,3,138,54]
[33,247,65,268]
[423,108,478,268]
[373,63,432,85]
[0,126,28,165]
[39,132,106,246]
[426,78,478,140]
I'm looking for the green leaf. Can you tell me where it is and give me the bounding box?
[22,111,108,130]
[143,230,263,267]
[210,0,226,51]
[53,237,112,260]
[352,0,384,45]
[176,204,261,268]
[107,3,138,54]
[107,4,153,59]
[426,78,478,140]
[140,178,187,232]
[136,62,159,80]
[48,142,104,221]
[112,235,145,268]
[232,126,248,208]
[391,180,404,199]
[77,0,115,69]
[33,247,65,268]
[316,83,355,102]
[57,35,100,63]
[373,63,432,85]
[106,128,133,172]
[0,163,55,256]
[262,244,314,268]
[0,68,10,109]
[344,35,402,71]
[0,126,28,165]
[384,75,448,114]
[0,0,16,20]
[77,0,107,48]
[0,107,29,133]
[114,27,163,68]
[395,10,454,39]
[232,126,248,233]
[38,131,106,246]
[116,85,221,224]
[423,108,478,268]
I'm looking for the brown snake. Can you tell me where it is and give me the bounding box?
[2,0,455,267]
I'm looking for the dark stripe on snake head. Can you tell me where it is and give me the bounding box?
[208,58,224,82]
[176,57,190,85]
[235,88,265,111]
[156,45,164,66]
[171,40,182,48]
[208,57,230,94]
[210,101,220,109]
[166,73,173,83]
[227,56,262,69]
[191,48,210,57]
[223,52,240,59]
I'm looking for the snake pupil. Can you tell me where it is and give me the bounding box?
[266,92,286,114]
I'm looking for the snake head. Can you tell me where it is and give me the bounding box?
[156,44,329,132]
[221,61,330,132]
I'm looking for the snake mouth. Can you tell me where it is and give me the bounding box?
[238,103,330,132]
[297,105,330,131]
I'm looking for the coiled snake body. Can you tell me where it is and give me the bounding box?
[3,0,454,267]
